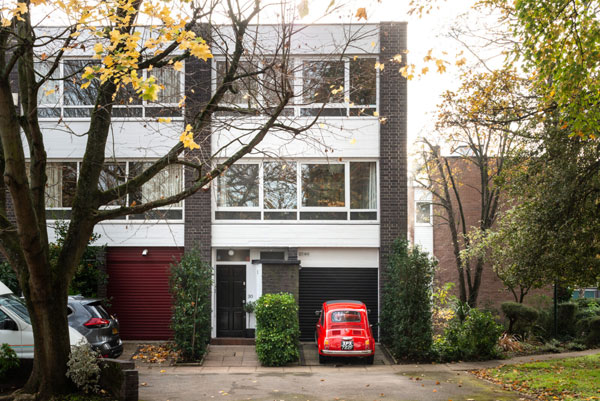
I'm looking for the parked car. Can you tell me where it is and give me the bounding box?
[68,295,123,358]
[315,300,375,364]
[0,281,87,358]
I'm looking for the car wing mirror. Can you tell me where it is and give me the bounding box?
[314,310,321,316]
[1,318,18,331]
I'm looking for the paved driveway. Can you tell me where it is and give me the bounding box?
[138,364,521,401]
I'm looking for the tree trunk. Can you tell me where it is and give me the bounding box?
[22,270,72,398]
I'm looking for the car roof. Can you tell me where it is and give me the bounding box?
[68,295,102,305]
[0,281,12,296]
[323,300,366,311]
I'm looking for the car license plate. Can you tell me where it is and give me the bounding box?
[341,340,354,350]
[112,327,118,335]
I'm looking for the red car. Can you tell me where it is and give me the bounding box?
[315,300,375,364]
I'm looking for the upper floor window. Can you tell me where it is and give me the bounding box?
[36,60,183,119]
[214,160,378,222]
[415,201,432,225]
[213,57,378,117]
[44,161,183,221]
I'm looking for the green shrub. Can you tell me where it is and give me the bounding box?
[501,302,539,337]
[0,262,20,295]
[66,341,101,394]
[577,316,600,347]
[380,239,436,361]
[0,343,19,379]
[169,249,212,361]
[434,304,503,362]
[255,293,299,366]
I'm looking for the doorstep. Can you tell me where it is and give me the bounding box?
[210,337,255,345]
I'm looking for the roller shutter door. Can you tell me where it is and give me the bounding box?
[298,267,378,341]
[106,247,184,340]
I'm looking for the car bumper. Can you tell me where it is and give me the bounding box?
[320,349,373,356]
[92,338,123,358]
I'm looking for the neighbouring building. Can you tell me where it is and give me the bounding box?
[30,22,407,340]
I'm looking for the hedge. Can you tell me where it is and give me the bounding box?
[255,293,300,366]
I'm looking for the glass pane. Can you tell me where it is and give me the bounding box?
[63,60,100,106]
[303,61,344,103]
[216,164,259,207]
[301,164,345,207]
[151,66,181,104]
[263,59,294,106]
[63,108,92,117]
[130,162,183,207]
[264,161,297,209]
[416,202,431,224]
[350,211,377,220]
[216,61,259,106]
[45,162,77,208]
[216,249,250,262]
[260,251,285,260]
[264,211,296,220]
[350,162,377,209]
[300,211,347,220]
[214,211,261,220]
[350,58,377,105]
[36,61,60,106]
[99,162,127,206]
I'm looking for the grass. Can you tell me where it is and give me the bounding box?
[476,353,600,400]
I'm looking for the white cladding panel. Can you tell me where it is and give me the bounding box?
[38,121,183,159]
[298,247,379,268]
[212,118,379,158]
[47,223,184,247]
[414,225,433,256]
[212,224,379,248]
[213,24,379,55]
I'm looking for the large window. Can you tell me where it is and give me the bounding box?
[213,56,378,117]
[215,160,377,221]
[36,60,183,119]
[415,202,432,225]
[44,161,184,221]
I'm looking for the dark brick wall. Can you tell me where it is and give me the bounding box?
[262,263,300,302]
[183,29,213,261]
[379,22,408,299]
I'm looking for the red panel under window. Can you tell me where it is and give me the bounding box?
[106,247,184,340]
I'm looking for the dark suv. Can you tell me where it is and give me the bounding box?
[67,296,123,358]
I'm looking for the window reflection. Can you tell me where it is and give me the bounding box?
[264,161,297,209]
[301,164,345,207]
[217,164,259,207]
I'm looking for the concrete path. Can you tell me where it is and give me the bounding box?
[129,342,600,401]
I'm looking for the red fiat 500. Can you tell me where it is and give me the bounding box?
[315,300,375,364]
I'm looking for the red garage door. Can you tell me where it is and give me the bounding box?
[106,247,184,340]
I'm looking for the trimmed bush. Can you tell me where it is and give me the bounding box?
[577,316,600,347]
[170,249,212,361]
[434,304,503,362]
[501,302,539,336]
[380,238,436,361]
[255,293,300,366]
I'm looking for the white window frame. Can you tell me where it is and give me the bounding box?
[414,201,433,226]
[212,159,379,224]
[211,56,379,119]
[44,159,185,223]
[37,58,185,121]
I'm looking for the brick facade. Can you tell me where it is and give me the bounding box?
[261,262,300,302]
[432,158,551,310]
[379,22,408,297]
[183,51,213,261]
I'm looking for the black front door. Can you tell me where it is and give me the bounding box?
[216,265,246,337]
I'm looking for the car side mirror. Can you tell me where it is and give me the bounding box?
[314,310,320,316]
[0,318,18,331]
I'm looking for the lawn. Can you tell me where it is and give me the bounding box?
[475,353,600,400]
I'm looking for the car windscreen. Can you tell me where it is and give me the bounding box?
[330,310,361,323]
[84,302,111,319]
[0,295,31,324]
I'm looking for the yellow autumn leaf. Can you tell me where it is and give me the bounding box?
[93,42,103,54]
[80,81,92,90]
[392,54,402,63]
[350,138,357,145]
[373,111,379,117]
[1,19,11,27]
[173,61,183,71]
[355,7,367,21]
[435,59,446,74]
[44,88,56,96]
[374,62,384,71]
[158,117,172,123]
[456,57,467,66]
